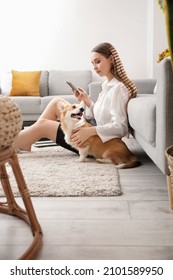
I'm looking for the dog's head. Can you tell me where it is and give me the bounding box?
[58,101,85,127]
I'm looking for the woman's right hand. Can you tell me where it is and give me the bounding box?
[73,88,91,107]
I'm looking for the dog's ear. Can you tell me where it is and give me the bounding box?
[57,99,71,112]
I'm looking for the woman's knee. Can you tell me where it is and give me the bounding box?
[52,96,63,103]
[56,97,70,109]
[50,97,68,113]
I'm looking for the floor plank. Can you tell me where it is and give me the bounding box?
[0,138,173,260]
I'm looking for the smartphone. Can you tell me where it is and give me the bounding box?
[66,81,79,93]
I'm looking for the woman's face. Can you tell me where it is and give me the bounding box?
[91,51,114,80]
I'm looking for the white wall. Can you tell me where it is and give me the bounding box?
[0,0,168,80]
[147,0,168,78]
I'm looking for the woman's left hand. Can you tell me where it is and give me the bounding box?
[71,127,90,147]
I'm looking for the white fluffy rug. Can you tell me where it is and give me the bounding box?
[0,146,122,197]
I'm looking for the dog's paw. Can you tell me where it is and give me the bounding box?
[96,158,112,164]
[96,158,103,163]
[77,157,85,163]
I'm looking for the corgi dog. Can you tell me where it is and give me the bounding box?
[58,101,140,168]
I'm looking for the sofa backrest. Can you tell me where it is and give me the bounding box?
[133,79,156,95]
[48,70,92,96]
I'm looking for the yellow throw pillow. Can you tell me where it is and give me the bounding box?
[10,70,42,96]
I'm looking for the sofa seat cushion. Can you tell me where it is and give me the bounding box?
[10,96,41,114]
[128,95,156,145]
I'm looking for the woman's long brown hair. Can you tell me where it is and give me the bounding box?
[92,42,137,98]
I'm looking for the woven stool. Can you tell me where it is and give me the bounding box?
[0,96,42,259]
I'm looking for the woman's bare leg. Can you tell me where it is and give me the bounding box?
[13,97,68,151]
[13,119,60,151]
[37,96,70,120]
[38,96,63,120]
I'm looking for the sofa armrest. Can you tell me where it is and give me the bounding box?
[156,57,173,155]
[89,82,102,103]
[128,58,173,175]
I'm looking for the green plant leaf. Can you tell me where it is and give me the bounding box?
[157,0,164,12]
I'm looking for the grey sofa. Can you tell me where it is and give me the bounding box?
[1,70,92,124]
[130,58,173,176]
[130,58,173,209]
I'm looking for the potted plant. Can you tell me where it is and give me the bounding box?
[157,0,173,66]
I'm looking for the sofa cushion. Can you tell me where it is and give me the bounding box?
[128,95,156,145]
[48,70,92,96]
[10,96,41,114]
[0,70,49,97]
[10,70,42,96]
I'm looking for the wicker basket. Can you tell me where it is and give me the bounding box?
[166,145,173,175]
[0,96,22,149]
[165,145,173,209]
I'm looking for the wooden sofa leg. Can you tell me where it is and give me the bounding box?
[166,175,173,210]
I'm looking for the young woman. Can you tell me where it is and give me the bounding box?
[13,42,137,152]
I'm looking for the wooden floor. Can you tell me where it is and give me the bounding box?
[0,138,173,260]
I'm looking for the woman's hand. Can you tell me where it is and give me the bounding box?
[71,126,97,147]
[73,88,91,107]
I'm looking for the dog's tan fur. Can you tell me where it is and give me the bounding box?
[58,101,140,169]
